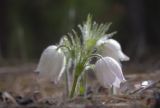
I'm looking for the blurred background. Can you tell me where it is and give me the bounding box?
[0,0,160,65]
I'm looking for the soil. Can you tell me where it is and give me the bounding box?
[0,60,160,108]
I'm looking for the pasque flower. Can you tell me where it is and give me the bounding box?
[35,15,129,98]
[95,56,126,88]
[35,45,65,84]
[97,39,129,62]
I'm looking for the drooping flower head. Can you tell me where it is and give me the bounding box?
[35,45,65,84]
[95,56,126,88]
[97,39,129,62]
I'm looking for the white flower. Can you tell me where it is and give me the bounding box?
[35,45,65,84]
[95,57,126,88]
[97,39,129,62]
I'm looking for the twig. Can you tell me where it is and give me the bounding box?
[137,79,160,94]
[129,79,160,95]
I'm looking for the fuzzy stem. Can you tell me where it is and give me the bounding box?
[79,75,85,96]
[69,76,78,98]
[65,69,69,97]
[109,86,117,95]
[112,86,118,95]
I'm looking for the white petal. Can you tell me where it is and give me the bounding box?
[95,57,116,88]
[106,57,126,81]
[113,77,121,88]
[57,55,66,82]
[104,39,121,51]
[97,39,129,62]
[35,45,65,83]
[95,57,125,88]
[117,50,130,61]
[102,44,120,62]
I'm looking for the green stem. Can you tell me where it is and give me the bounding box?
[65,69,69,97]
[109,86,117,95]
[69,76,78,98]
[79,72,87,96]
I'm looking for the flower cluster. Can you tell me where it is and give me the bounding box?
[35,15,129,98]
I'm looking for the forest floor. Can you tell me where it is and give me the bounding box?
[0,58,160,108]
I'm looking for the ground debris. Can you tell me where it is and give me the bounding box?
[0,64,160,108]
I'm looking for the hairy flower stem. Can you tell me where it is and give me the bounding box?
[79,72,87,96]
[70,62,84,98]
[65,69,69,97]
[69,76,78,98]
[109,86,117,95]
